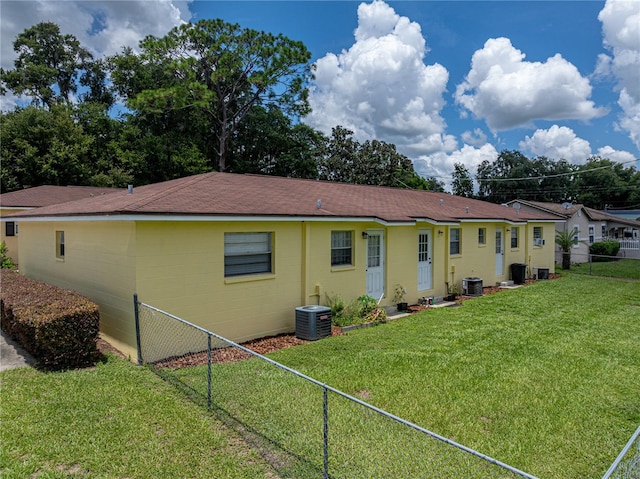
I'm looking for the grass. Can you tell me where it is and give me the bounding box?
[567,258,640,279]
[0,356,276,478]
[2,274,639,478]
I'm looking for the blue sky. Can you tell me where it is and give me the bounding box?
[2,1,639,181]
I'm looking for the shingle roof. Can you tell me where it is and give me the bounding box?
[9,173,557,223]
[509,199,581,217]
[0,185,122,208]
[584,207,640,228]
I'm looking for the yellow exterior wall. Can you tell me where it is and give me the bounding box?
[135,221,304,344]
[0,208,25,264]
[14,217,557,359]
[18,221,138,358]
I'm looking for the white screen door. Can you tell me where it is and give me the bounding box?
[418,230,432,291]
[366,231,384,299]
[495,228,504,276]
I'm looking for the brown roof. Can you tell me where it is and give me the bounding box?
[9,173,557,223]
[0,185,122,208]
[584,207,640,228]
[509,199,582,217]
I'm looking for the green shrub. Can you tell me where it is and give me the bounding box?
[589,240,620,261]
[0,270,100,370]
[0,241,16,269]
[325,293,386,327]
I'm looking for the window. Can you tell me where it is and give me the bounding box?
[56,231,65,259]
[511,227,519,248]
[533,226,544,246]
[450,228,461,255]
[588,225,595,244]
[601,224,607,239]
[224,232,272,277]
[331,231,353,266]
[418,233,429,261]
[5,221,16,237]
[478,227,486,245]
[572,225,579,247]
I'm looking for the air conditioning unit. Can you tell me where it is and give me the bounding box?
[462,277,483,296]
[533,238,545,246]
[295,305,332,341]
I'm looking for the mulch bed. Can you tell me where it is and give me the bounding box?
[99,275,560,367]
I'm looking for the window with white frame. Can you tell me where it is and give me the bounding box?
[224,232,272,277]
[533,226,544,246]
[331,231,353,266]
[478,227,486,245]
[572,225,579,247]
[511,227,519,248]
[450,228,461,255]
[588,225,595,244]
[56,231,65,259]
[601,224,607,239]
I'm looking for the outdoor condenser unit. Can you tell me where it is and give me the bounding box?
[295,305,332,341]
[462,277,483,296]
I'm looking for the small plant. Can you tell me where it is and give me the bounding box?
[326,293,387,326]
[392,284,406,304]
[0,241,16,269]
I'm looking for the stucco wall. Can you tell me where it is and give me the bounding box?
[1,208,25,264]
[18,220,137,357]
[135,221,304,344]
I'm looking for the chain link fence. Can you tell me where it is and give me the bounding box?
[562,254,640,280]
[602,425,640,479]
[134,295,538,479]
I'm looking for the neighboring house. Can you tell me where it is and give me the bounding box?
[604,209,640,222]
[0,185,121,264]
[506,200,640,262]
[9,173,557,358]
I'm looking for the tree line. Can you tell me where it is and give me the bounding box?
[1,22,639,209]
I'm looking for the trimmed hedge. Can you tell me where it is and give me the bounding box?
[1,270,100,370]
[589,240,621,261]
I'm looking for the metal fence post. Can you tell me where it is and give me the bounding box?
[323,386,329,479]
[207,334,212,410]
[133,293,142,365]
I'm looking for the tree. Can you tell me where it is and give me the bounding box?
[574,157,640,209]
[1,105,93,191]
[451,162,474,197]
[109,19,312,172]
[555,229,578,270]
[2,22,92,108]
[228,105,322,179]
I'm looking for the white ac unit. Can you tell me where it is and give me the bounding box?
[533,238,545,246]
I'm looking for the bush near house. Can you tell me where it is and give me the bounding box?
[589,240,621,261]
[0,270,100,370]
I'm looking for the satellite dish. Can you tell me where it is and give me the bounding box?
[562,202,573,210]
[512,202,521,211]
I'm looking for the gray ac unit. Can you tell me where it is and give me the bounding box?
[295,305,332,341]
[462,277,483,296]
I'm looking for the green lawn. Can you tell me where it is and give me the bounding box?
[2,274,639,478]
[567,258,640,279]
[0,356,276,478]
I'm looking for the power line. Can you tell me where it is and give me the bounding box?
[475,158,638,182]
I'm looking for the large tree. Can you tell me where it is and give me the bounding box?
[451,162,474,197]
[1,22,92,108]
[109,19,312,173]
[574,157,640,209]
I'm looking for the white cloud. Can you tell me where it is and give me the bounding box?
[455,37,607,131]
[413,143,498,187]
[599,0,640,149]
[596,145,638,163]
[519,125,592,163]
[306,0,449,158]
[1,0,191,71]
[461,128,487,148]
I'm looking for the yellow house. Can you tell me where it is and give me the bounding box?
[9,173,557,358]
[0,185,121,264]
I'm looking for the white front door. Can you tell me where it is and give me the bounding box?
[366,231,385,300]
[495,228,504,276]
[418,229,432,291]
